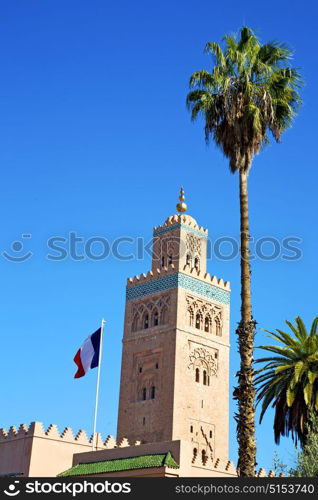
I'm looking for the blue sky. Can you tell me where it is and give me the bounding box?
[0,0,317,472]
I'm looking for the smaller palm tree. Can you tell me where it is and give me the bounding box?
[255,317,318,447]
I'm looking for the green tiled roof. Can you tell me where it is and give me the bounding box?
[58,452,179,477]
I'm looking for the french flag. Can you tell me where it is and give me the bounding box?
[73,328,101,379]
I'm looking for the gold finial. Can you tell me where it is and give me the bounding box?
[176,186,187,213]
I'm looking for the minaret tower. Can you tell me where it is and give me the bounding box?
[117,189,231,462]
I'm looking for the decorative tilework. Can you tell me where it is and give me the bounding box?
[178,274,230,304]
[126,273,230,305]
[127,274,178,300]
[153,223,208,239]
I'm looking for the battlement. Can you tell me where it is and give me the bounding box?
[127,265,230,292]
[191,453,279,477]
[0,422,140,448]
[0,423,276,478]
[153,213,208,235]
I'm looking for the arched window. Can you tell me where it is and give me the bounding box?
[215,317,221,336]
[160,306,168,325]
[153,310,159,326]
[168,254,173,265]
[155,362,159,369]
[195,313,201,329]
[143,417,146,425]
[186,254,191,266]
[209,430,213,439]
[193,447,197,457]
[132,313,139,332]
[203,370,207,386]
[139,366,142,373]
[190,425,193,433]
[194,257,200,270]
[161,256,165,267]
[143,313,149,329]
[188,308,194,327]
[151,386,156,399]
[142,388,147,400]
[195,368,200,383]
[204,316,210,333]
[202,449,206,463]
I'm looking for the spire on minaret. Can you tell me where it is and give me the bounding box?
[176,187,187,213]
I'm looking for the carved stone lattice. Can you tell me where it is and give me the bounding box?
[158,236,179,262]
[131,294,170,332]
[186,295,223,335]
[186,234,202,256]
[188,347,218,376]
[167,238,177,257]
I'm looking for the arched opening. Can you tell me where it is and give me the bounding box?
[209,430,213,439]
[195,313,201,329]
[204,316,210,333]
[190,425,193,433]
[142,388,147,400]
[193,447,197,457]
[195,368,200,383]
[168,254,173,265]
[188,308,194,327]
[202,449,206,463]
[186,254,191,266]
[143,417,146,425]
[143,313,149,329]
[203,370,208,386]
[194,257,200,271]
[151,386,156,399]
[132,313,139,332]
[215,317,221,336]
[160,305,168,325]
[161,256,165,267]
[153,309,159,326]
[139,366,142,373]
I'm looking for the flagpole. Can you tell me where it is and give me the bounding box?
[92,318,105,451]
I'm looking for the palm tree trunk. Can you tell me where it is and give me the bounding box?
[233,170,257,476]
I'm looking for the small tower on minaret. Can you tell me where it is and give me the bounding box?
[117,189,231,462]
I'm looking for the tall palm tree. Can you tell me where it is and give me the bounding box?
[186,27,302,476]
[255,317,318,447]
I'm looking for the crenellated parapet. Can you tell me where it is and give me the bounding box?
[127,265,175,286]
[0,423,275,478]
[153,214,208,238]
[127,266,230,291]
[191,452,277,477]
[0,422,140,448]
[191,453,237,474]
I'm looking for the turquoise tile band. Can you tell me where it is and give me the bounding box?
[126,273,230,305]
[153,223,208,239]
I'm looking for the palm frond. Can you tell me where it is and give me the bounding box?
[309,318,318,337]
[187,26,303,173]
[255,316,318,447]
[204,42,226,67]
